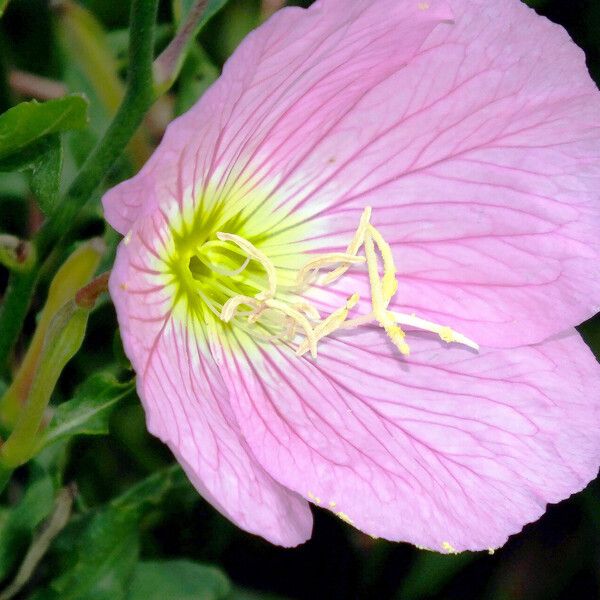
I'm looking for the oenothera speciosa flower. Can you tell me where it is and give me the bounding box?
[103,0,600,552]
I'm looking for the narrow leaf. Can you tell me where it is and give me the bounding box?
[37,373,134,451]
[28,135,62,214]
[172,0,231,28]
[0,486,74,600]
[48,507,140,600]
[174,43,219,116]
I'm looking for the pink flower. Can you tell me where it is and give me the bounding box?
[103,0,600,551]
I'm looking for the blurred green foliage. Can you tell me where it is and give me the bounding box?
[0,1,598,599]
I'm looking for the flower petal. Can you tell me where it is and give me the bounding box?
[211,329,600,551]
[105,0,600,347]
[276,0,600,348]
[110,214,312,546]
[102,0,453,234]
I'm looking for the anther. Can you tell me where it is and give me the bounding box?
[368,225,398,301]
[363,229,407,350]
[297,253,366,289]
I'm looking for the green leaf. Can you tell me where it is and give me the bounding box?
[0,95,88,160]
[48,505,140,600]
[0,135,62,214]
[110,464,189,516]
[37,373,134,452]
[0,473,55,582]
[28,135,63,214]
[127,560,231,600]
[39,466,188,600]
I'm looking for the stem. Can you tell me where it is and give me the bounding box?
[0,485,74,600]
[36,0,160,259]
[0,0,158,371]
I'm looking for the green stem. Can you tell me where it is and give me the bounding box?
[36,0,159,259]
[0,0,158,371]
[0,269,38,377]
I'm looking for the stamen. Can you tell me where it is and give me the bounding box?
[296,254,366,289]
[207,209,478,361]
[390,312,480,351]
[196,288,224,319]
[322,207,372,285]
[284,303,321,343]
[368,225,398,301]
[386,326,411,356]
[297,293,359,357]
[264,299,318,358]
[247,304,266,324]
[221,295,262,322]
[363,228,410,355]
[217,232,277,300]
[293,302,322,322]
[204,256,251,278]
[284,315,298,341]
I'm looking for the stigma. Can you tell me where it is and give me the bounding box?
[212,207,479,359]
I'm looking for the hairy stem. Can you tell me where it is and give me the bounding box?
[36,0,160,258]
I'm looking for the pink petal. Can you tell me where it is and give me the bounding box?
[211,329,600,552]
[103,0,600,348]
[104,0,600,550]
[109,214,312,546]
[102,0,453,234]
[298,0,600,348]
